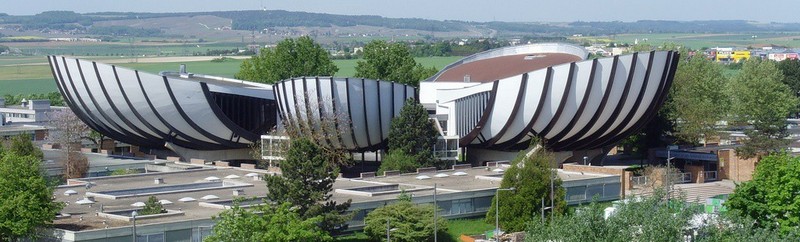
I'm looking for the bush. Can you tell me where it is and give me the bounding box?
[139,196,164,215]
[378,150,418,174]
[363,200,447,242]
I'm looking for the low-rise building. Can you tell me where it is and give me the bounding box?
[47,163,621,241]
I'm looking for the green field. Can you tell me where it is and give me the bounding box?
[584,32,800,49]
[0,56,462,96]
[7,42,246,57]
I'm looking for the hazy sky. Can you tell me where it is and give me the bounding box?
[2,0,799,23]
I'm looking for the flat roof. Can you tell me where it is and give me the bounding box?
[53,164,616,232]
[432,53,581,83]
[0,124,48,133]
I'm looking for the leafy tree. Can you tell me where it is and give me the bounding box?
[0,152,64,241]
[355,40,438,87]
[139,196,164,215]
[728,59,799,158]
[726,152,800,232]
[7,134,43,160]
[776,59,800,115]
[485,147,566,232]
[668,55,729,146]
[206,202,332,242]
[385,98,439,171]
[377,150,418,174]
[526,189,794,241]
[363,199,447,242]
[235,36,338,84]
[264,138,351,234]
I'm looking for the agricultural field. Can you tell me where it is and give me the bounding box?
[0,55,463,96]
[573,32,800,49]
[3,41,246,57]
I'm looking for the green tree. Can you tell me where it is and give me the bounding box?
[485,147,566,232]
[525,189,794,241]
[235,36,338,84]
[776,58,800,115]
[363,200,447,242]
[355,40,437,87]
[377,150,418,174]
[668,55,729,146]
[206,202,332,242]
[728,59,799,158]
[385,98,439,171]
[263,138,351,234]
[139,196,164,215]
[726,152,800,232]
[6,134,43,160]
[0,153,64,241]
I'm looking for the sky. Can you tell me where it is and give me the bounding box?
[2,0,800,23]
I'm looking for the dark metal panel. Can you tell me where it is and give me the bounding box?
[112,67,202,149]
[538,63,577,139]
[162,77,244,148]
[61,58,135,145]
[376,80,384,143]
[361,79,373,147]
[548,59,599,147]
[313,77,334,148]
[555,56,621,151]
[48,56,103,134]
[587,51,656,150]
[136,73,225,150]
[91,62,163,147]
[494,68,553,150]
[483,73,528,147]
[345,78,361,149]
[328,77,346,148]
[200,83,259,142]
[569,53,639,151]
[460,81,499,146]
[600,52,680,148]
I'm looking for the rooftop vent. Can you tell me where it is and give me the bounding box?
[154,178,164,184]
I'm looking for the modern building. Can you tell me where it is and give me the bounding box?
[48,43,679,165]
[47,162,620,241]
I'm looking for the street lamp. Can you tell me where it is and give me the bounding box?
[131,210,138,242]
[386,219,398,242]
[495,187,515,242]
[433,183,438,242]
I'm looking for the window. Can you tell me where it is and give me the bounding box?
[191,226,213,242]
[566,186,587,202]
[136,233,164,242]
[450,198,474,215]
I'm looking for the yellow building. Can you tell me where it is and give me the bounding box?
[716,50,750,62]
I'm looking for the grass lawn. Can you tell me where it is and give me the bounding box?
[335,217,493,242]
[0,78,57,96]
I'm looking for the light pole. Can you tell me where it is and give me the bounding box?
[386,219,397,242]
[131,210,138,242]
[666,147,674,202]
[433,183,438,242]
[495,187,515,242]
